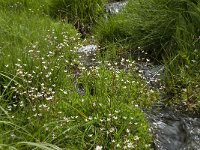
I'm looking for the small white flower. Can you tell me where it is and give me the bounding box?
[93,102,96,107]
[191,60,196,63]
[126,129,130,133]
[113,116,118,120]
[116,144,121,147]
[28,50,34,53]
[88,134,93,137]
[109,127,115,133]
[95,145,102,150]
[134,136,140,141]
[146,59,150,62]
[46,96,53,101]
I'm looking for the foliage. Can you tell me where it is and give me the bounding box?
[163,35,200,113]
[0,8,80,104]
[95,0,200,58]
[94,0,200,113]
[49,0,107,34]
[0,63,157,149]
[0,1,158,149]
[0,0,49,14]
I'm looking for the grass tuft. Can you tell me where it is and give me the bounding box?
[49,0,107,34]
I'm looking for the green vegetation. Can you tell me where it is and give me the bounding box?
[1,0,199,149]
[94,0,200,114]
[0,0,49,14]
[49,0,107,34]
[0,0,158,149]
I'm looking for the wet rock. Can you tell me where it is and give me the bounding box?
[77,45,99,67]
[106,1,127,14]
[137,63,165,88]
[74,45,99,96]
[77,45,97,54]
[74,82,85,96]
[147,107,200,150]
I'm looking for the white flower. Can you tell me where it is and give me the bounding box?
[46,96,53,101]
[134,136,140,141]
[109,127,115,133]
[126,129,130,133]
[95,145,102,150]
[88,134,93,137]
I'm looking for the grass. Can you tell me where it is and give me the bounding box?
[0,0,159,149]
[0,0,49,14]
[95,0,199,57]
[94,0,200,114]
[2,0,199,149]
[49,0,107,35]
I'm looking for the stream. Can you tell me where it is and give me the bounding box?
[75,2,200,150]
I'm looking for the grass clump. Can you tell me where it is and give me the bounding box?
[49,0,107,34]
[95,0,199,58]
[0,0,158,149]
[163,36,200,113]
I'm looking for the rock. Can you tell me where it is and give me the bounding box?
[77,45,97,54]
[137,63,165,88]
[147,107,200,150]
[106,1,127,14]
[77,45,99,67]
